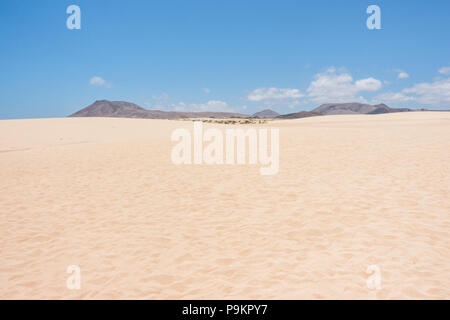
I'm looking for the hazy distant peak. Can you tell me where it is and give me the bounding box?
[276,111,321,119]
[252,109,280,118]
[312,102,410,115]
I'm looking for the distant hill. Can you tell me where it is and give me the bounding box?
[276,111,322,119]
[69,100,249,119]
[312,103,411,115]
[69,100,415,120]
[252,109,280,118]
[69,100,147,117]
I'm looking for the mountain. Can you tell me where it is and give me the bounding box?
[366,104,411,114]
[69,100,414,120]
[252,109,280,118]
[276,111,322,119]
[69,100,146,117]
[69,100,249,119]
[312,103,411,115]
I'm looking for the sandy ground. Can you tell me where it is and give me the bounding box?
[0,112,449,299]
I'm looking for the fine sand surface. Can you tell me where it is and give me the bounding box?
[0,112,449,299]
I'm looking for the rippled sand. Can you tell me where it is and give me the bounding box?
[0,112,449,299]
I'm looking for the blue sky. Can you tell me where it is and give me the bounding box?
[0,0,449,119]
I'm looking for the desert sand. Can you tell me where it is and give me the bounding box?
[0,112,449,299]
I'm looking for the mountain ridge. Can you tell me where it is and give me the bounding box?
[69,100,249,119]
[69,100,417,120]
[312,102,411,115]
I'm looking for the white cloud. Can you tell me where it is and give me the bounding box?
[203,88,211,94]
[152,92,169,102]
[372,92,415,104]
[245,68,382,106]
[171,100,236,113]
[287,100,300,109]
[398,72,409,79]
[355,77,383,91]
[396,70,409,79]
[148,92,235,112]
[241,66,449,109]
[306,67,382,103]
[402,78,450,106]
[147,93,169,109]
[248,87,304,101]
[89,76,111,88]
[190,100,233,112]
[374,77,450,108]
[438,66,450,75]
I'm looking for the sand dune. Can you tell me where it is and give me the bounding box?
[0,112,449,299]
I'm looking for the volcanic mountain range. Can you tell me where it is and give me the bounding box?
[69,100,413,120]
